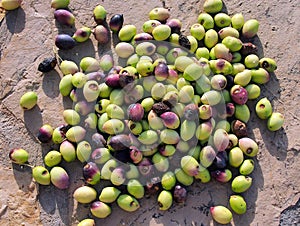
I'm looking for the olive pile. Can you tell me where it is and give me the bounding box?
[10,0,285,225]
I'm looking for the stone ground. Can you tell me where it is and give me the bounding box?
[0,0,299,225]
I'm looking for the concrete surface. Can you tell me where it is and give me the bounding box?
[0,0,299,225]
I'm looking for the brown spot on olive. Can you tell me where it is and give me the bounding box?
[246,148,253,154]
[130,124,136,130]
[259,104,265,109]
[89,83,98,91]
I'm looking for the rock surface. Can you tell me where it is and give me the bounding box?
[0,0,299,225]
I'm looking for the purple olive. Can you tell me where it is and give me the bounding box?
[87,71,105,82]
[73,27,92,43]
[211,169,232,183]
[132,33,154,43]
[218,102,235,118]
[74,100,94,116]
[225,103,235,117]
[55,34,76,50]
[167,69,179,84]
[230,85,248,105]
[50,166,70,189]
[54,9,75,26]
[108,134,131,151]
[160,111,180,129]
[138,158,153,177]
[83,162,101,185]
[37,124,53,143]
[109,14,124,33]
[127,103,144,122]
[108,65,123,75]
[91,132,106,147]
[226,75,235,90]
[93,25,109,44]
[105,74,121,88]
[166,18,182,34]
[183,104,199,121]
[154,62,169,81]
[129,146,143,164]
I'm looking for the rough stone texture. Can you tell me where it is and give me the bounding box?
[0,0,299,226]
[280,198,300,226]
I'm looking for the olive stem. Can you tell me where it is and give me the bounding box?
[53,46,63,63]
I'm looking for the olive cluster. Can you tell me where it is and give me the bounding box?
[10,0,285,225]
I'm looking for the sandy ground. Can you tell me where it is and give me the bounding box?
[0,0,299,225]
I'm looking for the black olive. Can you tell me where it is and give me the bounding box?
[152,102,170,116]
[38,57,57,72]
[179,35,191,50]
[109,14,124,33]
[55,34,76,50]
